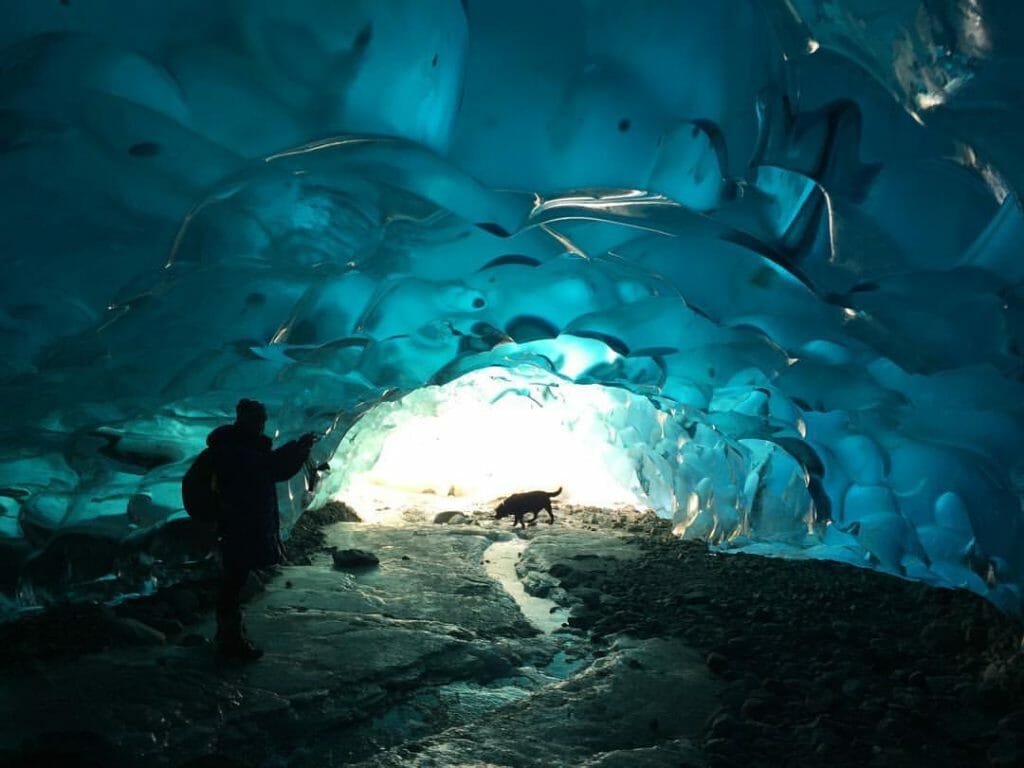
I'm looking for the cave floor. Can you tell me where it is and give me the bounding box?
[2,510,1024,768]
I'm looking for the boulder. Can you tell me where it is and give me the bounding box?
[331,548,379,569]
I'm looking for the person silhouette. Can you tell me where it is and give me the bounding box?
[206,399,315,660]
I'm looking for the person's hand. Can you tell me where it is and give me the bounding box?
[298,432,318,449]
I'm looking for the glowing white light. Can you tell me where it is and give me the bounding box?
[915,91,947,110]
[324,367,653,524]
[915,76,970,113]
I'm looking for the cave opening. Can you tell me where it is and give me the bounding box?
[319,365,656,524]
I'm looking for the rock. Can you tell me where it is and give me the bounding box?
[804,687,835,715]
[724,636,750,655]
[567,603,597,629]
[740,695,769,721]
[782,677,812,695]
[876,715,902,741]
[548,562,574,579]
[573,587,603,608]
[592,616,624,636]
[309,501,361,523]
[830,619,854,640]
[979,678,1013,714]
[111,617,165,646]
[706,652,729,675]
[809,721,839,752]
[521,572,557,598]
[703,737,740,759]
[964,618,989,650]
[749,605,774,621]
[331,548,379,569]
[841,678,864,697]
[999,710,1024,732]
[433,511,469,525]
[925,675,959,695]
[922,619,962,654]
[988,733,1024,767]
[706,712,738,740]
[145,617,184,637]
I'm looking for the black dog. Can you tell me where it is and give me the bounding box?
[495,487,561,528]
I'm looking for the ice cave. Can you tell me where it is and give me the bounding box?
[5,2,1024,766]
[1,1,1024,618]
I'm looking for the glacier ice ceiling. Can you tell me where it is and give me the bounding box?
[1,0,1023,616]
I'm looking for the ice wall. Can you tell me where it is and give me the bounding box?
[0,1,1022,614]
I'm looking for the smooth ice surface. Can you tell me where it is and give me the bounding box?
[1,1,1023,615]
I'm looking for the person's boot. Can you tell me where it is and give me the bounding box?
[216,608,263,661]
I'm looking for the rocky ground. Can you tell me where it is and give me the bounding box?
[0,504,1022,767]
[553,512,1024,768]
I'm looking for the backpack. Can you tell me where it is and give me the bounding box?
[181,448,221,523]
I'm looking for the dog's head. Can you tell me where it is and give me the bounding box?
[494,500,510,519]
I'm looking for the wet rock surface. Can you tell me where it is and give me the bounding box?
[0,507,1021,767]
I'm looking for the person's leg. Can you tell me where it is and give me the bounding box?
[215,561,246,638]
[216,557,262,659]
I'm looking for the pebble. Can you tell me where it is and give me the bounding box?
[706,712,737,739]
[803,687,835,715]
[706,652,729,675]
[740,695,770,721]
[841,678,864,697]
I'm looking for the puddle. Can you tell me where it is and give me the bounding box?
[483,538,568,634]
[538,648,587,680]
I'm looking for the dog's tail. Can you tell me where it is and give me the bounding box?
[548,487,562,497]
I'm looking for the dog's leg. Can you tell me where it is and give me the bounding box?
[545,500,554,524]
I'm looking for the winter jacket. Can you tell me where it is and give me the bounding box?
[206,423,310,569]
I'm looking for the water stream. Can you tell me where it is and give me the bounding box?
[483,537,568,634]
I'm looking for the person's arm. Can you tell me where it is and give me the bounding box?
[265,433,316,482]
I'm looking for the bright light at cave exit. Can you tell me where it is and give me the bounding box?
[328,367,651,523]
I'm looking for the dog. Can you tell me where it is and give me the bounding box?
[495,487,561,528]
